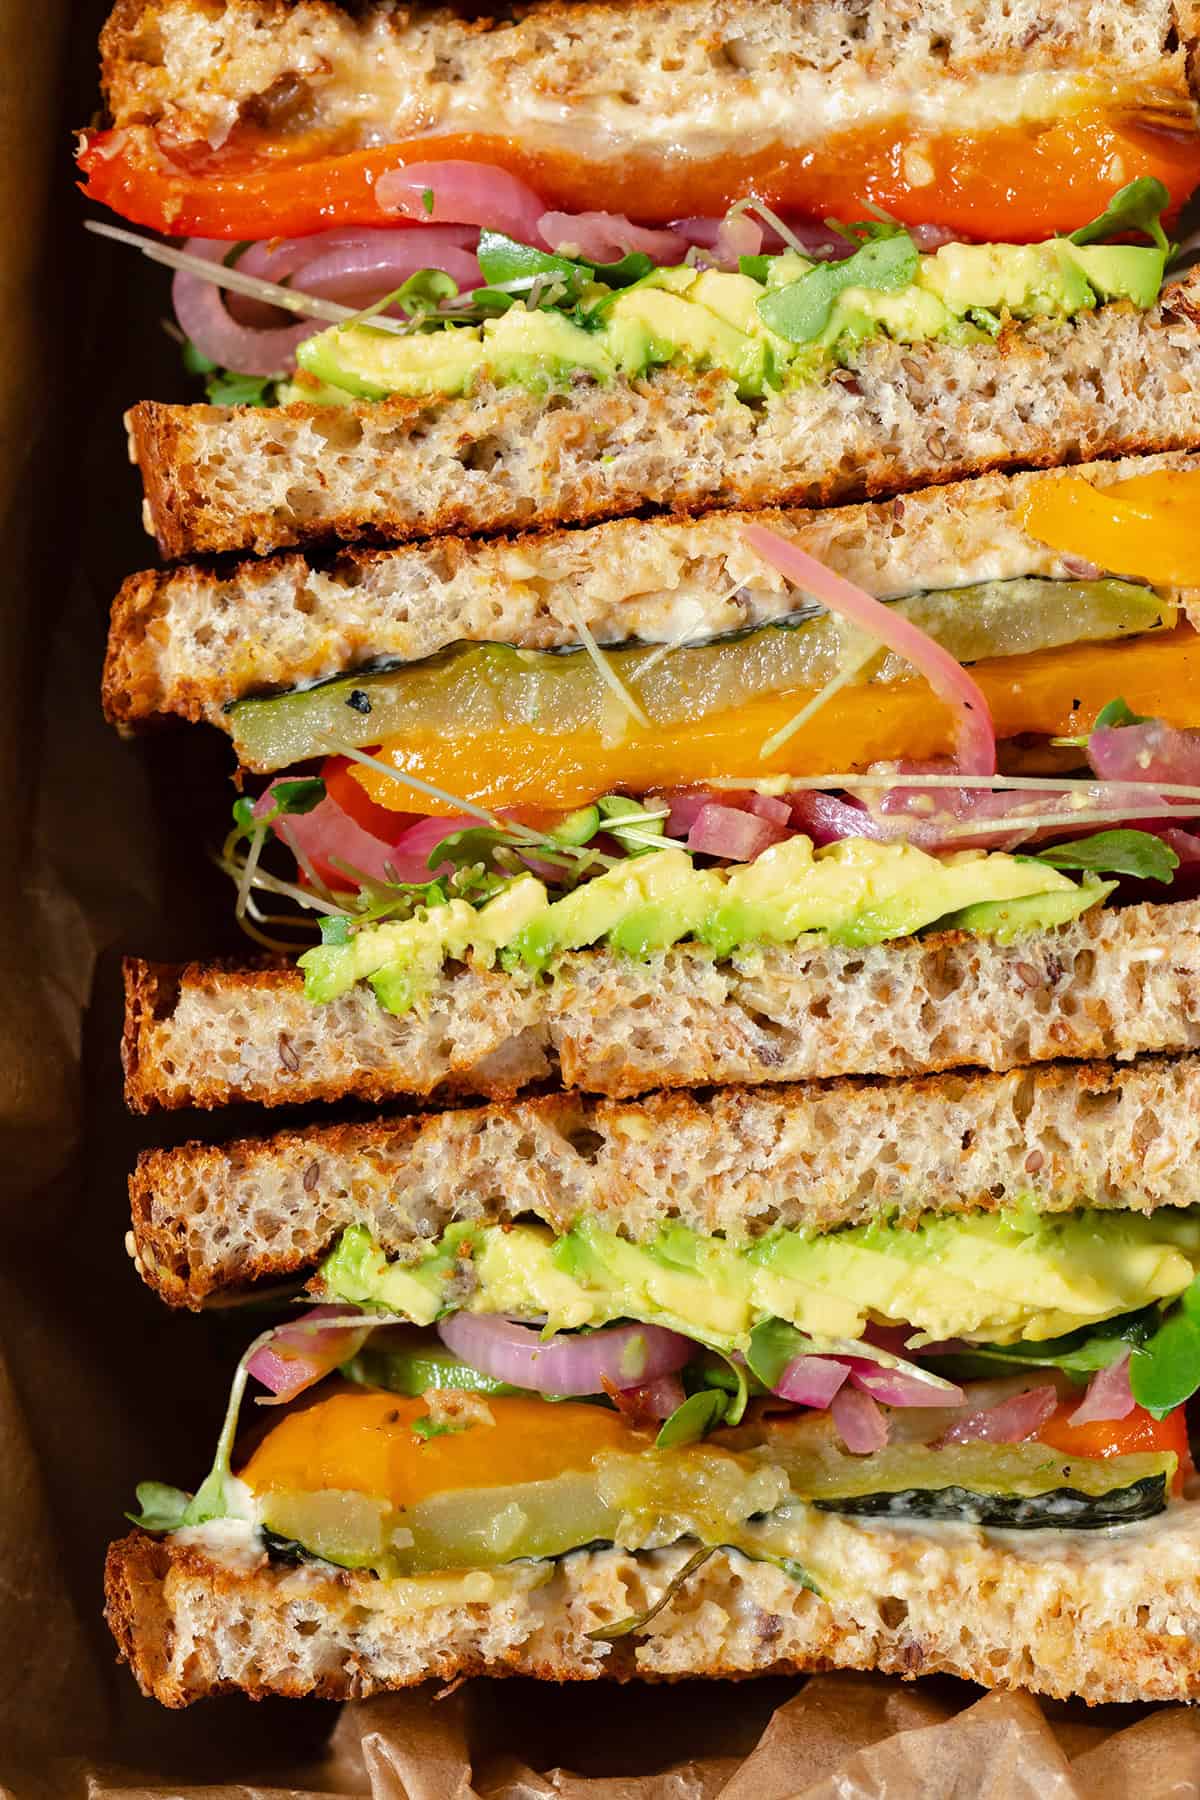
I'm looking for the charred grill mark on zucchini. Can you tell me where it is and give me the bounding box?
[817,1473,1167,1528]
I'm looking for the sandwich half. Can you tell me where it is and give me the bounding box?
[77,10,1200,564]
[108,1052,1200,1703]
[85,0,1200,237]
[108,452,1200,1110]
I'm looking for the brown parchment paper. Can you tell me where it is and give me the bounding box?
[3,4,1200,1794]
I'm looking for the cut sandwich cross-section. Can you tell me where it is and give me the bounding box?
[106,451,1200,1111]
[108,1046,1200,1704]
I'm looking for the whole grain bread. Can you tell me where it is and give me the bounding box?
[130,1053,1200,1307]
[105,1501,1200,1705]
[98,0,1198,180]
[102,450,1200,732]
[122,897,1200,1112]
[128,276,1200,559]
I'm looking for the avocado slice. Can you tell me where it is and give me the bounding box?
[1060,242,1167,307]
[296,321,489,400]
[602,286,770,396]
[289,222,1168,409]
[322,1206,1200,1354]
[917,240,1093,319]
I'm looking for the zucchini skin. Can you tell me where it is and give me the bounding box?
[816,1474,1167,1529]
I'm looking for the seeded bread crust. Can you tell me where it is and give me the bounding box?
[98,0,1200,160]
[129,1052,1200,1307]
[101,450,1200,733]
[122,898,1200,1112]
[105,1502,1200,1706]
[126,277,1200,559]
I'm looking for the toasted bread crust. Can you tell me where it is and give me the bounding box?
[105,1505,1200,1706]
[129,1053,1200,1306]
[101,450,1200,733]
[127,276,1200,559]
[122,898,1200,1112]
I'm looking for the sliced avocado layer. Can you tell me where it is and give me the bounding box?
[286,233,1166,405]
[298,838,1107,1012]
[319,1207,1200,1350]
[227,576,1172,772]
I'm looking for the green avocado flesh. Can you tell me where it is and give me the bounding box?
[284,237,1166,405]
[256,1436,1176,1579]
[227,577,1170,772]
[298,838,1108,1011]
[320,1209,1200,1350]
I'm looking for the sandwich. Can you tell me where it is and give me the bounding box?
[108,1051,1200,1704]
[107,451,1200,1111]
[79,4,1200,557]
[90,0,1200,1721]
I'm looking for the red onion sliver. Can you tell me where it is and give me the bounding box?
[376,161,547,245]
[742,525,997,777]
[686,802,786,861]
[847,1362,965,1408]
[672,215,853,262]
[246,1305,369,1405]
[1159,826,1200,867]
[173,240,317,374]
[788,789,903,847]
[715,212,765,264]
[538,210,687,265]
[437,1313,692,1396]
[239,225,480,298]
[385,812,477,883]
[624,1373,689,1420]
[657,788,717,837]
[1069,1353,1136,1427]
[831,1385,889,1454]
[1088,719,1200,788]
[775,1354,851,1408]
[741,792,793,826]
[908,222,963,252]
[935,1384,1058,1447]
[258,778,417,889]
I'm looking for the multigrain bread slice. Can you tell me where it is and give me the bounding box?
[102,450,1200,732]
[105,1502,1200,1706]
[122,898,1200,1112]
[127,275,1200,559]
[98,0,1200,191]
[129,1054,1200,1307]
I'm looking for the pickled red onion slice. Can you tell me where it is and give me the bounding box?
[742,525,997,776]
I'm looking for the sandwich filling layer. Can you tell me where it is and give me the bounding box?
[221,460,1200,1008]
[86,176,1175,414]
[135,1203,1200,1597]
[282,230,1169,407]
